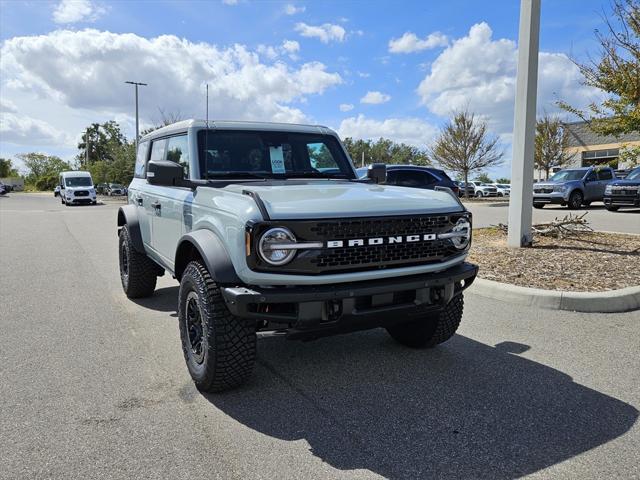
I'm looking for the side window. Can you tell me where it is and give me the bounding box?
[586,171,597,181]
[385,171,398,185]
[598,169,613,180]
[134,141,149,179]
[420,172,438,185]
[150,138,167,162]
[393,171,422,187]
[166,135,190,178]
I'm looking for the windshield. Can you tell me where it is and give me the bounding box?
[626,167,640,180]
[549,170,585,182]
[65,177,92,187]
[110,184,123,188]
[198,130,355,180]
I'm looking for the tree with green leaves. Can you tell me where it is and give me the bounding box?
[18,153,70,190]
[474,173,493,183]
[429,110,504,197]
[0,158,20,177]
[534,115,571,179]
[558,0,640,136]
[342,137,430,167]
[495,177,511,184]
[77,121,126,167]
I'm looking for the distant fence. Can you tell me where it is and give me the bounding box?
[1,177,25,191]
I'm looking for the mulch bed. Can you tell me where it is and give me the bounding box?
[467,228,640,292]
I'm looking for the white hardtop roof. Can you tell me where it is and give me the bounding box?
[140,119,335,141]
[60,170,92,177]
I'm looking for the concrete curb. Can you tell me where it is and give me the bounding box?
[469,278,640,313]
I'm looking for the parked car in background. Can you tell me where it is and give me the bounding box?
[532,166,616,209]
[470,181,499,197]
[0,182,6,196]
[107,183,125,196]
[491,183,511,197]
[356,165,459,195]
[455,181,476,197]
[96,183,108,195]
[603,166,640,211]
[54,186,60,197]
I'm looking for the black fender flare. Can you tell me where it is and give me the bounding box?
[174,230,241,284]
[117,205,145,253]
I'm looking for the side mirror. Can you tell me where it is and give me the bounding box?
[367,163,387,184]
[147,160,184,186]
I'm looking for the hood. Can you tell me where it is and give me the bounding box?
[610,179,640,187]
[225,181,464,219]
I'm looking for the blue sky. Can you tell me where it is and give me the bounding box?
[0,0,611,178]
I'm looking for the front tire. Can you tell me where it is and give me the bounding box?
[533,203,545,209]
[119,225,157,298]
[605,205,620,211]
[386,294,464,348]
[179,261,256,392]
[475,191,483,198]
[568,190,583,210]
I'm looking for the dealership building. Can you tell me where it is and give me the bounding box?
[536,121,640,179]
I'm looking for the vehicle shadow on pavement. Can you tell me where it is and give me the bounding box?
[205,332,638,479]
[131,286,179,315]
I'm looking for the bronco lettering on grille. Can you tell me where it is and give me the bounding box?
[327,234,437,248]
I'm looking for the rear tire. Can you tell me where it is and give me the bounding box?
[533,203,544,209]
[568,190,583,210]
[179,261,256,392]
[386,294,464,348]
[119,225,157,298]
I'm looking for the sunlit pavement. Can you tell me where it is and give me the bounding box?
[1,193,639,479]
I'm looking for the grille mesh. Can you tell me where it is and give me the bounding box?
[310,216,449,239]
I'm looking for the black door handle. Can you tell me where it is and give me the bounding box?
[136,197,143,206]
[152,201,161,211]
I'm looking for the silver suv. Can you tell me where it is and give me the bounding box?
[117,120,478,392]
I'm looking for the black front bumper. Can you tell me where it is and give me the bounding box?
[221,262,478,340]
[603,195,640,207]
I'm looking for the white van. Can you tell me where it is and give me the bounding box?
[59,171,97,205]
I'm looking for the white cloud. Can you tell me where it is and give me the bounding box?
[284,4,305,15]
[1,98,18,113]
[282,40,300,54]
[53,0,105,24]
[222,0,238,5]
[360,91,391,104]
[295,22,346,43]
[0,29,342,130]
[417,22,604,135]
[339,103,354,112]
[389,31,448,53]
[0,112,70,146]
[338,114,438,148]
[356,71,370,78]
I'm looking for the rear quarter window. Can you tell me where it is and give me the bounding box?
[134,141,149,179]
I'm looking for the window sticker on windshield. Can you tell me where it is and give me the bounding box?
[269,146,286,174]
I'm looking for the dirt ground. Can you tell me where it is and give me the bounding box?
[468,228,640,292]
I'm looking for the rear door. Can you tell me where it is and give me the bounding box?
[596,169,614,198]
[149,134,191,265]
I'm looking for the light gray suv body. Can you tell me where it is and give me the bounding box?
[117,120,478,392]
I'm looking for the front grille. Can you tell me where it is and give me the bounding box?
[313,240,451,268]
[534,188,553,194]
[611,189,638,196]
[248,213,467,275]
[74,190,89,197]
[310,216,449,239]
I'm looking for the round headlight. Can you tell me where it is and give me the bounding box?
[258,227,297,266]
[451,218,471,250]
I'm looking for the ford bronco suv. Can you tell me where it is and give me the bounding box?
[117,120,477,392]
[603,166,640,211]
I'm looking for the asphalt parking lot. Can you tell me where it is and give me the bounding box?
[1,193,639,479]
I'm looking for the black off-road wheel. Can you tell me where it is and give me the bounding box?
[118,225,157,298]
[178,261,256,393]
[386,294,464,348]
[533,203,545,209]
[605,205,620,211]
[568,190,583,210]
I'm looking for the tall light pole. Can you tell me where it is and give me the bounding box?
[507,0,541,248]
[85,129,89,168]
[125,81,147,153]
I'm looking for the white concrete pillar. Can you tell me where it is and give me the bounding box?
[508,0,541,247]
